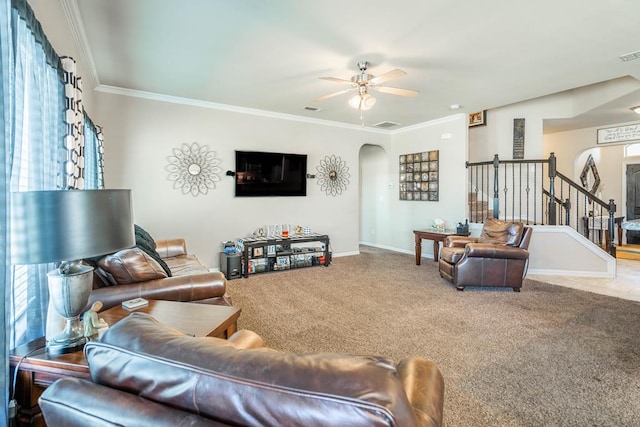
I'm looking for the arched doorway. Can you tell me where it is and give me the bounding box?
[358,144,389,246]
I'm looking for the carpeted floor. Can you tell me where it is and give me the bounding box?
[226,246,640,427]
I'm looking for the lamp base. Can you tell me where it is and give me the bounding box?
[46,315,87,355]
[46,263,94,355]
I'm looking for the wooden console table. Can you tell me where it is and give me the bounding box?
[414,229,470,264]
[9,301,241,427]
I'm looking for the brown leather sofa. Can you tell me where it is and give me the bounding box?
[439,218,532,292]
[38,312,445,427]
[87,238,230,310]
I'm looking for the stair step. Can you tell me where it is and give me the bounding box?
[468,201,489,209]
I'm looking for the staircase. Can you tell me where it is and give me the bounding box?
[467,192,493,223]
[466,153,619,257]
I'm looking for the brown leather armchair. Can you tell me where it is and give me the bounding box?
[39,312,445,427]
[439,218,532,292]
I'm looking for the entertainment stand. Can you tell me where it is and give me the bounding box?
[239,233,330,278]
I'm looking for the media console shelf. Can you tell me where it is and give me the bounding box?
[238,233,330,278]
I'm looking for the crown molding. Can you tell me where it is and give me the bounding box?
[59,0,100,88]
[95,84,393,134]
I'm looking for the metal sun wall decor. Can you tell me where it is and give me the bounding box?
[165,142,222,196]
[399,150,439,201]
[316,154,350,196]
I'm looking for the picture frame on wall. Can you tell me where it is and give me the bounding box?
[399,150,439,201]
[469,110,487,127]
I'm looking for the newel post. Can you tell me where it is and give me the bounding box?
[548,152,557,225]
[608,199,617,256]
[492,154,500,219]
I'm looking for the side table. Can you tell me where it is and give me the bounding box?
[413,229,470,264]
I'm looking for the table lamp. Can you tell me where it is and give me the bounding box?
[10,189,135,354]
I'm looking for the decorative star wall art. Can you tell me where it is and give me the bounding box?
[165,142,222,196]
[316,155,350,196]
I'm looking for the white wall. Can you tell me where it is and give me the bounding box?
[374,115,469,256]
[94,92,388,266]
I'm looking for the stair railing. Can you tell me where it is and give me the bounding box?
[466,153,618,256]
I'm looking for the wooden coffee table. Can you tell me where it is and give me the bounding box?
[9,300,241,427]
[100,300,241,338]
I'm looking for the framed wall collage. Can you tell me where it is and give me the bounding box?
[399,150,439,201]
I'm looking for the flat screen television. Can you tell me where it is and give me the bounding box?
[235,150,307,197]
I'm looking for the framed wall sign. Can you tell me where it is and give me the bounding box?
[513,118,525,159]
[597,123,640,145]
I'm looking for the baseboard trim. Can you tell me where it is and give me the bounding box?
[527,268,615,278]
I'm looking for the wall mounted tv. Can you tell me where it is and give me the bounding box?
[235,150,307,197]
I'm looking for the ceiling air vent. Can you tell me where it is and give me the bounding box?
[304,106,322,112]
[619,50,640,62]
[373,121,401,129]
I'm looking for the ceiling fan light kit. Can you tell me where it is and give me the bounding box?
[314,60,418,116]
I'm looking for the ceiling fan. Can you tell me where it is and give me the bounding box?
[313,61,419,111]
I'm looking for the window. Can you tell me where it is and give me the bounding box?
[624,142,640,157]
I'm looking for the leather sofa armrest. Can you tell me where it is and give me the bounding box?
[396,357,444,427]
[155,239,187,258]
[227,329,266,349]
[39,378,213,427]
[445,236,477,248]
[464,243,529,260]
[89,271,227,311]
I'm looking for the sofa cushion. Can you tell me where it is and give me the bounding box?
[478,218,524,246]
[85,313,417,427]
[163,254,210,276]
[98,248,168,285]
[135,224,172,277]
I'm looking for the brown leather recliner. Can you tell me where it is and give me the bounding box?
[439,218,532,292]
[38,312,445,427]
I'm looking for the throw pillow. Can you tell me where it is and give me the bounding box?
[134,224,172,277]
[98,247,168,284]
[478,218,525,246]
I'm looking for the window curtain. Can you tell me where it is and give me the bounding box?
[1,0,10,422]
[84,112,105,189]
[61,56,85,190]
[6,0,67,360]
[61,57,105,191]
[6,0,106,357]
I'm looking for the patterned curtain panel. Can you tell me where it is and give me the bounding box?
[61,56,85,190]
[84,112,105,189]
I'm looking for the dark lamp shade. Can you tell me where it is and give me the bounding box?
[10,189,135,265]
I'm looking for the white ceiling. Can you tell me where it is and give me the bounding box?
[67,0,640,131]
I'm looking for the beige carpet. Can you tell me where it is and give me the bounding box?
[226,246,640,427]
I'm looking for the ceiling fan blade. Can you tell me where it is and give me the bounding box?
[369,69,406,86]
[312,88,353,103]
[375,86,419,97]
[319,76,353,85]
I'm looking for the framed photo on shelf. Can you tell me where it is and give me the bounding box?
[469,110,487,127]
[253,247,264,257]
